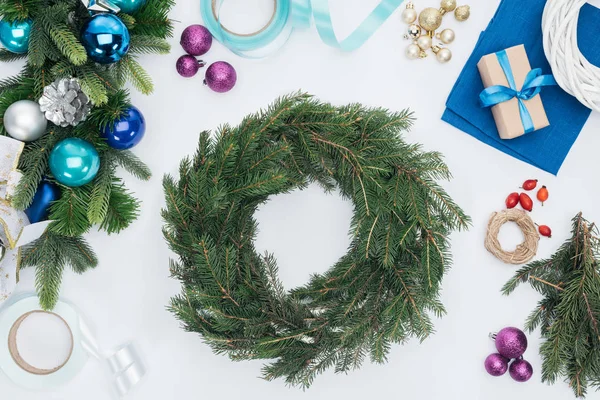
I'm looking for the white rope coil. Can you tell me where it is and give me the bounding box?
[542,0,600,112]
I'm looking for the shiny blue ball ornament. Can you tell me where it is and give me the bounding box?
[0,19,32,54]
[102,106,146,149]
[110,0,146,13]
[49,138,100,187]
[81,14,130,64]
[25,181,61,223]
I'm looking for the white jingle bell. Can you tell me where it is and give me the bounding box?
[406,44,421,60]
[417,35,433,50]
[4,100,47,142]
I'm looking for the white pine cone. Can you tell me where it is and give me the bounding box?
[38,78,91,127]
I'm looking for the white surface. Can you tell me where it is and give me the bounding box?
[16,313,73,370]
[3,0,600,398]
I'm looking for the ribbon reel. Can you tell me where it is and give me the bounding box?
[200,0,405,58]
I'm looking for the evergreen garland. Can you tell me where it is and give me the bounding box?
[163,93,470,388]
[0,0,173,309]
[503,213,600,398]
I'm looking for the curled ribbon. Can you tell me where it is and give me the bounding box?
[200,0,404,58]
[479,50,557,134]
[0,137,52,304]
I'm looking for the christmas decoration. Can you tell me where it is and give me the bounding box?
[485,353,509,376]
[163,93,470,388]
[521,179,538,191]
[176,55,204,78]
[543,0,600,112]
[110,0,147,14]
[204,61,237,93]
[0,19,32,54]
[402,0,469,62]
[81,13,130,64]
[39,78,91,127]
[509,359,533,382]
[537,186,548,204]
[81,0,121,14]
[519,193,533,212]
[454,5,470,21]
[180,24,212,56]
[485,209,539,265]
[505,192,519,209]
[49,138,100,187]
[494,327,528,359]
[503,213,600,397]
[0,0,172,309]
[3,100,47,141]
[25,181,61,224]
[102,106,146,149]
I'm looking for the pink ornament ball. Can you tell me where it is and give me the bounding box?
[180,24,213,56]
[204,61,237,93]
[509,359,533,382]
[484,353,509,377]
[176,55,201,78]
[495,327,528,359]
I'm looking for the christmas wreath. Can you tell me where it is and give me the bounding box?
[0,0,173,309]
[163,94,470,388]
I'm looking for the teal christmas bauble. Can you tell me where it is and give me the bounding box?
[49,138,100,187]
[0,19,32,54]
[81,14,130,64]
[111,0,146,13]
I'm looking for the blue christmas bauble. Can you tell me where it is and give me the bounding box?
[111,0,147,13]
[80,14,130,64]
[49,138,100,187]
[102,106,146,149]
[0,19,32,54]
[25,181,61,223]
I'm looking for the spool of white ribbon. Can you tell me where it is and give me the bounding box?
[0,293,145,397]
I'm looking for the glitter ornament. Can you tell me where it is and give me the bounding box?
[418,7,443,32]
[176,55,205,78]
[180,24,213,56]
[440,0,457,12]
[39,78,91,127]
[455,5,470,21]
[204,61,237,93]
[509,359,533,382]
[494,327,528,359]
[484,353,509,377]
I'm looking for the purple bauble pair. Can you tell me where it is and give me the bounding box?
[484,354,533,382]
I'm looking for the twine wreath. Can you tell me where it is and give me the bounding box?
[485,209,539,265]
[162,93,470,388]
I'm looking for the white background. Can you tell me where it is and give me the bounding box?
[3,0,600,399]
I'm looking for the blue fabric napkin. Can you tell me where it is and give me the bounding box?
[442,0,600,175]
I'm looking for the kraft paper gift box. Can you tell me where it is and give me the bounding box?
[477,44,550,140]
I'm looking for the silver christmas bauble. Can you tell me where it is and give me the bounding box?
[4,100,47,142]
[407,24,421,39]
[406,44,421,59]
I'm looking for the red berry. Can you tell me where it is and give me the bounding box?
[505,192,519,209]
[537,186,549,205]
[521,179,538,191]
[538,225,552,238]
[519,193,533,211]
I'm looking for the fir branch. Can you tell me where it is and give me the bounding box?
[110,149,152,180]
[120,55,153,94]
[129,34,170,54]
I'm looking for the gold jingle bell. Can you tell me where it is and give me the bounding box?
[418,7,443,32]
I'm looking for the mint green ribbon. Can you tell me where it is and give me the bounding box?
[200,0,404,57]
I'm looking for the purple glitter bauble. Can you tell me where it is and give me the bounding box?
[180,24,212,56]
[176,55,201,78]
[509,359,533,382]
[204,61,237,93]
[495,327,528,359]
[484,353,509,377]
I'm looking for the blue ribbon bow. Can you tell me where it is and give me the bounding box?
[479,49,556,134]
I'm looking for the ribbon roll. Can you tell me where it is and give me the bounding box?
[0,293,146,397]
[479,50,557,134]
[0,137,52,304]
[200,0,404,58]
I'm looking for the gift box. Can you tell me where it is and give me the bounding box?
[477,44,550,140]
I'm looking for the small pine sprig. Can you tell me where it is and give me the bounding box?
[503,213,600,398]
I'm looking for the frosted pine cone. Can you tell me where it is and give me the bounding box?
[39,78,91,127]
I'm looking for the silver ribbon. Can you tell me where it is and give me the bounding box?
[81,0,121,14]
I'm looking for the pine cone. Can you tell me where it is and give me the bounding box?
[39,78,91,127]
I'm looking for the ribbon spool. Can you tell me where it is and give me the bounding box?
[0,294,145,397]
[200,0,404,58]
